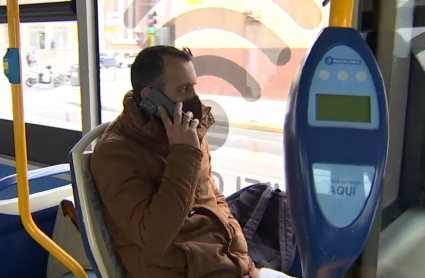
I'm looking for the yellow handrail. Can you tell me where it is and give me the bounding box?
[5,0,87,277]
[329,0,355,28]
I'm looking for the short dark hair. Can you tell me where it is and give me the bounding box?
[130,46,193,98]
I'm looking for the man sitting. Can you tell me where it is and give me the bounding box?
[90,46,291,278]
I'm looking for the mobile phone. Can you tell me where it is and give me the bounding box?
[139,87,183,122]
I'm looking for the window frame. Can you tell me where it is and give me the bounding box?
[0,0,101,165]
[358,0,425,230]
[0,2,77,23]
[398,7,425,210]
[358,0,405,230]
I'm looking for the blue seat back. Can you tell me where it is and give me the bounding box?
[0,163,73,278]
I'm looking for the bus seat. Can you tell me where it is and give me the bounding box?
[69,122,126,278]
[0,164,73,278]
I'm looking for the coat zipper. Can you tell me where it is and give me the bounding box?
[223,238,244,277]
[193,204,244,277]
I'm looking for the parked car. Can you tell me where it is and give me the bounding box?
[123,54,137,67]
[99,53,117,68]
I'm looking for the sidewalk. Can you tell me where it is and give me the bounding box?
[98,80,287,133]
[1,77,287,133]
[0,77,287,133]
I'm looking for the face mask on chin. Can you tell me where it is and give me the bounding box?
[182,95,203,121]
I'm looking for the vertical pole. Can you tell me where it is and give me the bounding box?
[4,0,87,276]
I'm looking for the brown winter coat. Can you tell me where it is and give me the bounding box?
[90,92,258,278]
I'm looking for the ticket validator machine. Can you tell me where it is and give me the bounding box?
[284,0,389,277]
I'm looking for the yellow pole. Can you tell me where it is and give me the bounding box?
[5,1,87,277]
[329,0,355,28]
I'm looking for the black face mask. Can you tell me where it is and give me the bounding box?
[182,95,203,121]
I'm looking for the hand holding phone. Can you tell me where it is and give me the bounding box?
[158,102,200,149]
[139,87,183,122]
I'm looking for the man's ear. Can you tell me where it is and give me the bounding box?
[140,87,150,99]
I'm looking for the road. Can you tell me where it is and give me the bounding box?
[0,68,287,196]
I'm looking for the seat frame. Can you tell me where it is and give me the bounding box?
[69,122,125,278]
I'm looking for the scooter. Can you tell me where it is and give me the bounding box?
[55,67,71,84]
[24,67,40,87]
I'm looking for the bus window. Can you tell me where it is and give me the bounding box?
[97,0,330,196]
[0,21,80,131]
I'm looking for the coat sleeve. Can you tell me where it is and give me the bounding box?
[204,139,241,230]
[210,175,242,231]
[90,142,202,255]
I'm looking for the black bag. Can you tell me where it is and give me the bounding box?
[226,183,302,276]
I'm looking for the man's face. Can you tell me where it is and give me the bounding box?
[161,55,197,103]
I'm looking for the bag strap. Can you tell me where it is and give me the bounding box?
[277,193,296,273]
[243,185,275,241]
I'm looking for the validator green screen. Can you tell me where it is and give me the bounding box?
[316,94,371,123]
